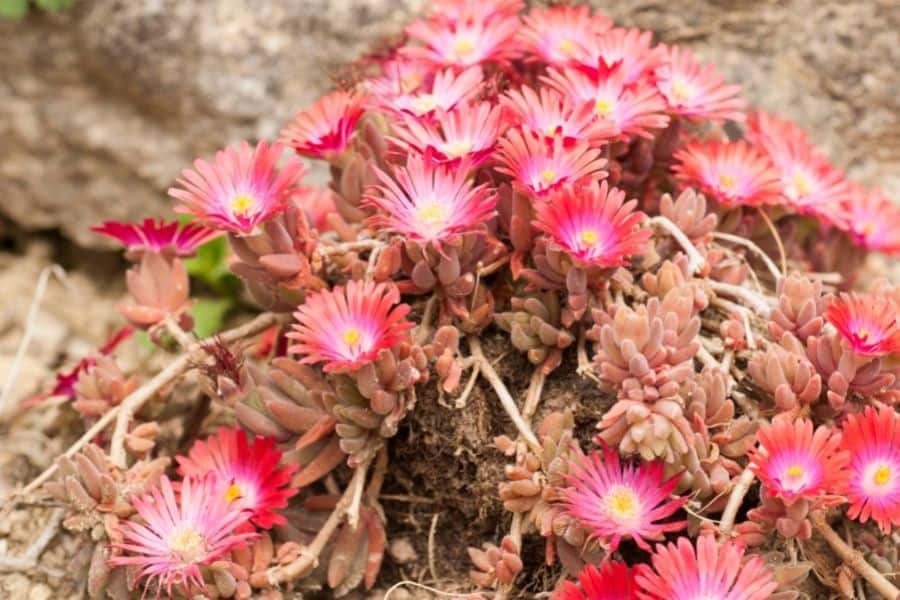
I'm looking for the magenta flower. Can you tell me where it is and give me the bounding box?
[556,560,637,600]
[518,4,612,66]
[402,14,520,68]
[501,86,612,144]
[365,154,497,245]
[495,128,607,198]
[571,27,664,85]
[92,219,220,259]
[389,102,503,167]
[841,406,900,533]
[672,140,782,207]
[825,292,900,356]
[635,536,778,600]
[533,180,651,269]
[841,186,900,255]
[560,447,686,551]
[169,141,306,235]
[109,476,255,599]
[289,280,413,372]
[176,427,299,530]
[654,46,745,123]
[280,90,367,161]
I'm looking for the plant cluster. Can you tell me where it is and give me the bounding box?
[13,1,900,598]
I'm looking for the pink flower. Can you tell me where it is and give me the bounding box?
[375,66,483,118]
[495,128,607,197]
[501,86,615,144]
[402,15,520,68]
[289,280,413,373]
[169,141,306,235]
[825,292,900,356]
[841,186,900,255]
[426,0,523,26]
[364,58,433,98]
[654,46,745,122]
[555,560,637,600]
[635,536,778,600]
[109,476,255,599]
[176,427,299,530]
[748,416,849,504]
[280,90,366,161]
[559,447,686,551]
[544,67,669,140]
[365,154,497,245]
[297,186,339,232]
[571,28,664,85]
[389,102,503,167]
[518,5,612,66]
[91,219,220,259]
[533,180,651,269]
[841,406,900,533]
[672,140,782,207]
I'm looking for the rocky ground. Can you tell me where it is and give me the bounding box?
[0,1,897,598]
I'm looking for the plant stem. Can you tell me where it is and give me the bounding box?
[649,216,706,276]
[719,467,755,537]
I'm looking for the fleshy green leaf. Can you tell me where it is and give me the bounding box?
[0,0,29,19]
[189,298,233,339]
[34,0,73,11]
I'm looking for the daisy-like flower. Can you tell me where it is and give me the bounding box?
[365,154,497,245]
[841,406,900,533]
[841,186,900,255]
[91,219,220,259]
[518,4,613,66]
[501,86,613,144]
[559,447,686,551]
[495,128,607,198]
[672,140,782,207]
[654,46,745,122]
[364,57,433,98]
[556,560,637,600]
[748,416,849,504]
[571,28,664,85]
[280,90,367,161]
[109,476,256,599]
[747,111,852,226]
[176,427,299,530]
[543,67,669,140]
[289,280,413,372]
[389,102,503,167]
[402,15,520,68]
[533,180,652,269]
[378,66,483,118]
[825,292,900,356]
[635,535,778,600]
[426,0,524,26]
[169,141,306,235]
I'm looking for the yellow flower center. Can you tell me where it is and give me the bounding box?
[443,140,472,158]
[792,172,813,197]
[417,201,447,225]
[540,169,557,183]
[411,94,438,115]
[786,465,804,478]
[718,173,737,191]
[453,37,476,58]
[401,73,423,93]
[558,39,576,55]
[580,229,599,246]
[594,98,614,117]
[168,527,206,562]
[860,222,877,236]
[343,328,361,346]
[231,194,256,216]
[874,466,891,486]
[856,328,871,340]
[224,483,242,503]
[605,486,639,521]
[670,79,694,103]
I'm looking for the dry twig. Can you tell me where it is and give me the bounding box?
[649,216,706,276]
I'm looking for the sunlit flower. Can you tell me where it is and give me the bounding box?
[635,535,778,600]
[297,186,339,232]
[176,428,299,530]
[91,219,220,259]
[534,180,651,269]
[280,90,367,161]
[109,476,255,599]
[841,186,900,255]
[169,141,306,235]
[500,86,608,143]
[654,46,745,122]
[365,154,497,245]
[389,102,503,167]
[825,292,900,357]
[495,128,607,197]
[555,560,637,600]
[426,0,524,26]
[672,140,782,207]
[289,280,413,373]
[841,406,900,533]
[544,67,669,140]
[559,447,686,551]
[402,15,520,68]
[518,4,612,66]
[571,28,664,85]
[748,416,849,504]
[363,57,433,98]
[378,66,484,118]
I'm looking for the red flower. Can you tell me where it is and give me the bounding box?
[533,180,651,269]
[280,90,366,161]
[495,128,607,198]
[389,102,503,167]
[501,86,609,144]
[91,219,220,259]
[402,14,520,68]
[559,447,686,551]
[518,4,612,66]
[654,46,745,122]
[571,28,664,85]
[841,406,900,533]
[748,416,849,504]
[825,292,900,356]
[176,428,299,530]
[555,560,637,600]
[672,140,782,207]
[169,141,306,235]
[841,186,900,255]
[374,66,483,118]
[289,281,413,373]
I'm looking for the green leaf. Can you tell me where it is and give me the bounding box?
[184,235,240,292]
[0,0,29,19]
[189,298,233,339]
[34,0,73,11]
